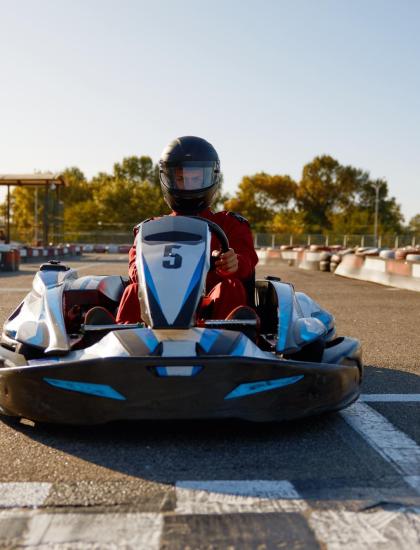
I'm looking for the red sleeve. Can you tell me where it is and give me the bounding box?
[128,239,138,283]
[224,215,259,280]
[208,211,258,281]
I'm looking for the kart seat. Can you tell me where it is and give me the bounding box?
[64,276,128,310]
[63,276,128,332]
[255,280,278,335]
[243,271,256,309]
[84,306,116,325]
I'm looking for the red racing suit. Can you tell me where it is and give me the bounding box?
[116,209,259,324]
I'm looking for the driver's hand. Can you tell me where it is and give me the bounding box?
[213,248,239,275]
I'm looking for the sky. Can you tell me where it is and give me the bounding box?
[0,0,419,222]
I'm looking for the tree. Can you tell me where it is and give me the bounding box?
[294,157,404,235]
[113,156,159,185]
[89,167,168,229]
[270,209,306,234]
[295,156,367,232]
[8,185,37,242]
[224,172,297,231]
[355,179,404,234]
[407,214,420,234]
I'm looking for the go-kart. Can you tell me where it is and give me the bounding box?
[0,216,362,424]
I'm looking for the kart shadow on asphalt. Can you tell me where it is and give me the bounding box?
[3,366,419,488]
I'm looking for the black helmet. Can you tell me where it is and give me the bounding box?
[159,136,221,214]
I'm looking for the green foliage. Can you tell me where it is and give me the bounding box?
[113,156,159,185]
[9,186,37,242]
[5,158,169,243]
[354,179,404,234]
[408,214,420,234]
[2,153,407,242]
[295,156,368,232]
[224,172,297,232]
[271,209,306,234]
[66,156,168,237]
[227,156,404,235]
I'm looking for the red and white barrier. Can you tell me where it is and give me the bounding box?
[335,254,420,292]
[257,247,331,271]
[0,245,83,271]
[298,250,325,271]
[0,245,20,272]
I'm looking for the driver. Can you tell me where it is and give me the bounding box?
[116,136,259,324]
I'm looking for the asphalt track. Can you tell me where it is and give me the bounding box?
[0,256,419,549]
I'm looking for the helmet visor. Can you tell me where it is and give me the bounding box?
[161,161,218,191]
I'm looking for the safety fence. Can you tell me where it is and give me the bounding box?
[253,233,419,249]
[3,229,419,249]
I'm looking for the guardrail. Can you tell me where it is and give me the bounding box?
[335,254,420,292]
[254,233,419,249]
[256,245,420,292]
[0,245,83,272]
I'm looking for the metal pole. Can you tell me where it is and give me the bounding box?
[34,187,38,244]
[6,185,10,244]
[56,185,62,243]
[52,184,58,244]
[43,183,49,246]
[271,234,275,248]
[374,182,380,246]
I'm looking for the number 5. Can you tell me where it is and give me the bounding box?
[162,245,182,269]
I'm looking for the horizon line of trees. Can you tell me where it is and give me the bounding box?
[1,154,419,243]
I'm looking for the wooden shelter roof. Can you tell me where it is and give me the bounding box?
[0,173,65,186]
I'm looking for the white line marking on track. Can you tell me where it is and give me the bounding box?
[0,482,418,549]
[361,394,420,402]
[175,480,308,514]
[0,483,51,508]
[340,403,420,493]
[308,509,420,550]
[22,512,162,548]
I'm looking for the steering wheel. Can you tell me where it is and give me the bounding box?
[187,216,230,253]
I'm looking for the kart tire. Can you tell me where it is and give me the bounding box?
[406,254,420,262]
[319,260,330,272]
[319,251,331,261]
[379,249,395,260]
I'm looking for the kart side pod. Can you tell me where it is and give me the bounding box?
[4,266,78,354]
[255,279,332,355]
